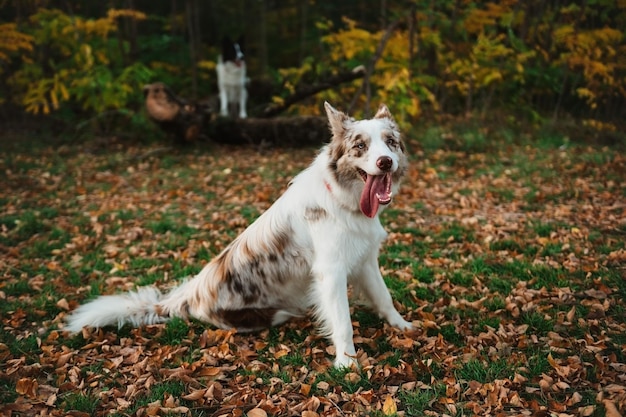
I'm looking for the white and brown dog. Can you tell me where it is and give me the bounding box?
[66,102,413,368]
[216,36,247,118]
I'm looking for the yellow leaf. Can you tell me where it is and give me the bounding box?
[382,395,397,415]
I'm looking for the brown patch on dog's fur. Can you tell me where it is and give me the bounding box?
[305,206,328,222]
[209,226,295,307]
[216,308,278,329]
[213,249,233,283]
[155,304,166,317]
[156,299,188,319]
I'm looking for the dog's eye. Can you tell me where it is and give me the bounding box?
[355,142,366,150]
[386,136,396,147]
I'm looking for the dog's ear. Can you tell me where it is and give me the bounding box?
[324,102,348,137]
[236,35,245,49]
[374,104,394,121]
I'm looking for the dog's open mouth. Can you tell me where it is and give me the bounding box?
[357,168,393,218]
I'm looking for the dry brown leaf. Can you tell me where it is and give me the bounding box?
[247,408,268,417]
[160,406,190,414]
[15,378,38,398]
[603,400,622,417]
[183,388,207,401]
[578,405,595,416]
[300,383,311,396]
[56,298,70,310]
[345,372,362,383]
[316,381,330,391]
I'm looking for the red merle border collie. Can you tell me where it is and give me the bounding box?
[66,102,413,368]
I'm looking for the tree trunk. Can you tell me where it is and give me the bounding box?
[348,17,402,116]
[298,0,308,65]
[127,0,139,61]
[258,0,268,77]
[186,0,199,99]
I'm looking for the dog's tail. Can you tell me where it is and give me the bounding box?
[64,286,167,333]
[64,277,210,333]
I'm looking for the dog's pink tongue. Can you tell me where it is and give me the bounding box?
[360,173,392,218]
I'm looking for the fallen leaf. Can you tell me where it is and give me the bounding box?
[15,378,38,398]
[247,408,268,417]
[382,395,397,416]
[603,400,622,417]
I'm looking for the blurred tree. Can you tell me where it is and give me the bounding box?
[0,0,624,136]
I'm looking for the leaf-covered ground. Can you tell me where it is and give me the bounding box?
[0,135,625,417]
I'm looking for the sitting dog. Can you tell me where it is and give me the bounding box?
[216,36,247,118]
[65,102,413,368]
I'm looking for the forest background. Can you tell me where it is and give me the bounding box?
[1,0,626,145]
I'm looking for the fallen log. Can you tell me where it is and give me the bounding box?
[210,116,328,147]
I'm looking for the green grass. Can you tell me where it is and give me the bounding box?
[0,210,50,245]
[63,392,99,414]
[112,380,193,417]
[489,239,522,252]
[158,317,190,345]
[437,222,475,243]
[449,271,473,287]
[521,311,553,336]
[4,333,42,363]
[323,366,372,394]
[457,358,515,383]
[476,316,501,332]
[399,385,446,416]
[483,296,506,312]
[413,265,435,284]
[384,276,419,308]
[487,277,513,295]
[438,323,464,346]
[522,349,551,379]
[525,265,568,289]
[147,216,196,236]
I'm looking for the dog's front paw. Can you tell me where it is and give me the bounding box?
[388,316,414,331]
[333,353,358,369]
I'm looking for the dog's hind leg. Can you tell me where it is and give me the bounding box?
[219,88,229,117]
[238,86,247,118]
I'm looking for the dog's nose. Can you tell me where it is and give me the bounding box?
[376,156,393,171]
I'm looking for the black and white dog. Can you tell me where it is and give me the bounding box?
[216,36,247,118]
[65,103,413,367]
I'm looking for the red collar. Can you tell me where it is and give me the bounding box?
[324,180,332,193]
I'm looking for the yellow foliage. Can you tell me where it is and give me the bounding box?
[316,19,425,125]
[464,2,514,35]
[322,17,379,63]
[107,9,147,21]
[23,76,68,114]
[197,60,217,71]
[11,8,153,114]
[582,119,617,132]
[0,23,34,66]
